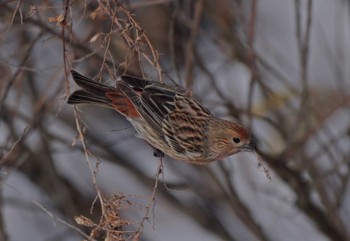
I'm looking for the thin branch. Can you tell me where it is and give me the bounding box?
[184,0,203,88]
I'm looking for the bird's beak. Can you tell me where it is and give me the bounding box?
[239,143,255,152]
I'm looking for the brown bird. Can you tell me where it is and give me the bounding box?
[67,70,253,164]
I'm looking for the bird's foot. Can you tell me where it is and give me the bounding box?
[153,149,165,158]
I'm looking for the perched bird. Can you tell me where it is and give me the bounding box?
[67,70,253,164]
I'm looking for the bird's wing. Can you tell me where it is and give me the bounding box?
[118,77,212,157]
[118,81,179,137]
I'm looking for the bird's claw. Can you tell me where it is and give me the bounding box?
[153,149,165,158]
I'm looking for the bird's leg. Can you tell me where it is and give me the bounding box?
[153,149,165,158]
[142,140,165,158]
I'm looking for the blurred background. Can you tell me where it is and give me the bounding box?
[1,0,350,240]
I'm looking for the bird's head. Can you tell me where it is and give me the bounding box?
[207,119,254,161]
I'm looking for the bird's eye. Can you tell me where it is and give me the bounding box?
[233,137,240,143]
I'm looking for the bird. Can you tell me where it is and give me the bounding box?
[67,70,254,164]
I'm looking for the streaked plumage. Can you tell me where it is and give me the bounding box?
[67,70,253,164]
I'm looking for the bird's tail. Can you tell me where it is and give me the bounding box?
[67,70,141,118]
[67,70,115,107]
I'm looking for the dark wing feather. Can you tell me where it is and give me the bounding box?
[120,75,154,89]
[140,85,177,128]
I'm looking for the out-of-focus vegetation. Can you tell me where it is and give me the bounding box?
[0,1,349,240]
